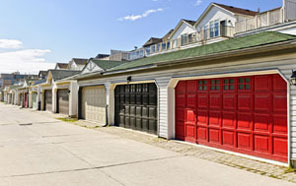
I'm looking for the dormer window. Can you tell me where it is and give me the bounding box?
[162,42,167,51]
[151,45,156,53]
[145,47,151,55]
[181,34,187,46]
[167,41,170,50]
[157,43,160,52]
[188,34,193,43]
[210,20,219,38]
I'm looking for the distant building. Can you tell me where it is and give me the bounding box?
[0,72,39,89]
[54,63,68,70]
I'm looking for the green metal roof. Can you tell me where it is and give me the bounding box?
[91,59,125,70]
[109,32,296,72]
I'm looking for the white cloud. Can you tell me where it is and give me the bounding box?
[0,48,55,74]
[194,0,203,6]
[0,39,23,49]
[119,8,164,21]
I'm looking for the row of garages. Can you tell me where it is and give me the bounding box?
[3,32,296,167]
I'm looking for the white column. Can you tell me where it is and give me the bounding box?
[69,81,78,117]
[155,77,176,139]
[52,87,57,113]
[105,82,114,125]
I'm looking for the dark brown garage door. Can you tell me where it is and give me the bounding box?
[115,83,158,134]
[44,90,52,111]
[57,89,69,115]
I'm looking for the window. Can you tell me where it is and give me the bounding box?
[162,42,167,51]
[239,77,251,90]
[198,80,207,91]
[224,79,234,90]
[145,47,150,55]
[157,43,160,52]
[173,39,177,48]
[188,34,193,43]
[181,34,187,46]
[151,45,156,53]
[211,80,220,90]
[167,41,170,49]
[203,25,208,40]
[210,20,220,38]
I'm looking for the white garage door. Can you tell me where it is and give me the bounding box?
[81,86,106,124]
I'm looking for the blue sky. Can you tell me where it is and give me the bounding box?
[0,0,283,74]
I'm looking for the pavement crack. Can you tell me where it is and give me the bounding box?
[0,155,181,179]
[99,170,127,186]
[58,144,94,166]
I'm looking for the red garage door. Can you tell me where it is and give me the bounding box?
[175,74,288,162]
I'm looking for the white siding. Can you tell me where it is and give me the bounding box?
[196,6,236,29]
[171,23,196,40]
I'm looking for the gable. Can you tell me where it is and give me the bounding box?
[195,5,236,29]
[171,22,196,40]
[81,61,103,75]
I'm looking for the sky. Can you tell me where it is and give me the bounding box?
[0,0,283,74]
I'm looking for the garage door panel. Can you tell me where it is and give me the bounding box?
[198,93,208,108]
[222,112,236,128]
[185,123,196,140]
[254,94,271,113]
[187,94,197,108]
[185,109,196,122]
[209,111,221,126]
[197,110,208,125]
[273,74,287,91]
[273,115,288,134]
[254,114,270,132]
[237,133,252,150]
[175,74,288,162]
[222,130,235,147]
[197,127,207,141]
[254,135,269,153]
[237,113,252,130]
[273,137,288,156]
[238,94,253,111]
[273,92,287,113]
[254,75,272,91]
[223,93,236,110]
[209,93,221,109]
[209,129,220,143]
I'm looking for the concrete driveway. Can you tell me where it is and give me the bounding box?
[0,103,294,186]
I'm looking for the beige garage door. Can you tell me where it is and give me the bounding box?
[81,86,106,124]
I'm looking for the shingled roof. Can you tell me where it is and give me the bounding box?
[183,19,196,26]
[143,37,163,47]
[91,59,125,71]
[72,58,88,65]
[108,32,296,72]
[214,3,258,16]
[56,63,68,69]
[49,70,81,81]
